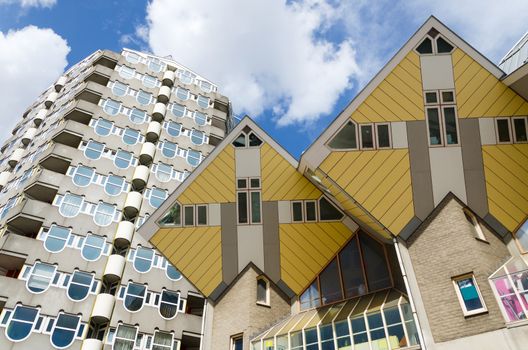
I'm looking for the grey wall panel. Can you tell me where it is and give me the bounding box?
[263,201,281,282]
[221,203,238,285]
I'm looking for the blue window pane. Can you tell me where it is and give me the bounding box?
[103,99,121,115]
[82,235,105,261]
[51,314,78,348]
[114,150,133,169]
[166,264,182,280]
[143,75,157,88]
[137,90,151,105]
[44,226,70,253]
[72,166,94,187]
[149,188,167,208]
[94,202,116,227]
[27,263,56,293]
[68,271,93,301]
[194,111,207,126]
[176,87,189,100]
[119,66,135,79]
[130,109,147,124]
[166,122,181,137]
[6,306,39,342]
[134,247,154,273]
[123,128,140,145]
[105,175,125,196]
[94,118,113,136]
[197,95,209,109]
[191,130,204,145]
[161,141,177,158]
[124,283,146,312]
[84,140,105,160]
[457,278,483,311]
[59,193,83,217]
[112,81,128,96]
[171,103,186,117]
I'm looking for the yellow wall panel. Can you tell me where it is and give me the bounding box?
[279,222,354,294]
[483,145,528,231]
[453,49,528,118]
[261,143,321,201]
[150,226,222,297]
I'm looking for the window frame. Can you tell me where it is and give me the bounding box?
[375,123,392,149]
[328,120,359,150]
[236,177,262,225]
[49,312,81,349]
[4,304,40,342]
[231,334,244,350]
[452,273,488,317]
[42,225,71,253]
[133,246,155,274]
[512,117,528,143]
[26,262,57,294]
[463,209,487,242]
[122,282,147,313]
[495,117,513,144]
[114,149,134,169]
[112,323,138,350]
[256,276,270,306]
[424,90,460,147]
[93,201,117,227]
[196,204,208,226]
[359,123,375,150]
[81,234,106,262]
[66,270,95,302]
[158,289,180,320]
[84,140,105,160]
[72,165,95,187]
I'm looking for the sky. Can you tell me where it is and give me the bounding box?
[0,0,527,158]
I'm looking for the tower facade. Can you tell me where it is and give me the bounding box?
[0,48,232,350]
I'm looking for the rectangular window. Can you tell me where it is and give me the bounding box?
[463,209,486,242]
[250,191,261,224]
[424,91,438,104]
[443,107,458,145]
[496,118,512,143]
[513,117,527,143]
[376,123,391,148]
[426,89,458,146]
[237,192,248,224]
[427,108,442,145]
[441,90,455,103]
[184,206,194,226]
[360,124,374,149]
[231,335,243,350]
[305,201,317,222]
[292,201,303,222]
[453,274,487,316]
[237,177,261,224]
[197,205,207,225]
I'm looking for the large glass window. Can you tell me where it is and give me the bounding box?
[159,203,181,226]
[149,188,167,208]
[125,52,140,64]
[112,81,128,96]
[134,247,154,273]
[329,121,357,149]
[186,149,201,167]
[51,313,80,349]
[148,58,163,72]
[155,163,173,182]
[305,328,318,350]
[426,90,459,146]
[81,234,106,261]
[175,87,189,100]
[119,66,135,79]
[159,290,180,319]
[72,166,95,187]
[237,178,261,224]
[194,111,207,126]
[190,130,204,145]
[84,140,105,160]
[166,264,182,281]
[142,74,158,88]
[197,95,210,109]
[67,271,94,302]
[136,90,152,105]
[27,262,56,293]
[114,150,134,169]
[161,141,177,158]
[113,324,137,350]
[59,193,84,217]
[43,225,71,253]
[490,257,528,322]
[166,121,181,137]
[171,103,186,118]
[122,128,141,145]
[123,283,147,312]
[129,108,147,124]
[300,280,320,309]
[320,259,343,304]
[340,237,366,298]
[103,99,121,116]
[105,175,125,196]
[153,331,174,350]
[94,118,113,136]
[93,202,116,227]
[360,234,391,291]
[5,305,39,342]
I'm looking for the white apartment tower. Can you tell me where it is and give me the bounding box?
[0,48,232,350]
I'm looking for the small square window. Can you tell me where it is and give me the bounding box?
[250,178,260,189]
[237,179,247,189]
[425,92,438,104]
[452,274,487,316]
[441,91,455,103]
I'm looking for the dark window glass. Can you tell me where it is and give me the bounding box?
[436,36,454,53]
[497,119,511,143]
[124,283,146,312]
[441,91,454,103]
[233,133,246,147]
[233,337,243,350]
[300,280,320,310]
[360,125,374,149]
[159,290,179,319]
[339,237,367,297]
[377,124,390,148]
[237,179,247,189]
[305,201,316,222]
[251,192,261,223]
[51,313,79,348]
[250,178,260,188]
[166,264,182,281]
[67,271,93,301]
[328,121,357,149]
[456,277,483,311]
[249,133,263,147]
[184,206,194,226]
[237,192,248,224]
[360,233,391,291]
[6,306,39,341]
[425,92,437,104]
[257,278,268,303]
[427,108,442,145]
[159,203,181,226]
[319,197,343,221]
[416,37,433,54]
[514,118,527,142]
[292,202,303,222]
[197,205,207,225]
[319,258,343,304]
[443,107,458,144]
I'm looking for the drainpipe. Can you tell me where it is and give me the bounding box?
[393,238,427,349]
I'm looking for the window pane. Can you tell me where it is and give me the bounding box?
[197,205,207,225]
[187,149,201,167]
[441,91,454,103]
[514,118,527,142]
[257,279,267,303]
[59,193,83,217]
[68,271,93,301]
[105,175,125,196]
[6,306,38,341]
[134,247,154,273]
[84,140,104,160]
[516,220,528,252]
[44,225,70,253]
[360,233,391,291]
[238,192,248,224]
[300,280,320,310]
[249,133,263,147]
[167,122,181,137]
[360,125,374,149]
[166,264,182,280]
[319,197,343,221]
[95,118,113,136]
[456,277,483,311]
[251,192,261,223]
[172,103,186,117]
[497,119,511,143]
[143,74,157,88]
[137,90,151,105]
[123,128,140,145]
[159,204,181,226]
[416,37,433,54]
[150,188,167,208]
[184,206,194,226]
[112,81,128,96]
[340,237,367,298]
[233,133,246,147]
[425,92,437,104]
[124,283,146,312]
[292,202,303,222]
[305,201,316,221]
[130,109,147,124]
[436,36,454,53]
[329,121,357,149]
[27,263,56,293]
[191,130,204,145]
[443,107,458,145]
[377,124,390,148]
[94,202,115,226]
[320,258,343,304]
[114,150,133,169]
[73,166,94,187]
[51,314,79,348]
[427,108,442,145]
[194,111,207,126]
[82,234,105,261]
[237,179,247,189]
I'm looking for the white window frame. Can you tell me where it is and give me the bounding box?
[463,209,487,242]
[359,123,375,150]
[375,123,392,149]
[452,274,488,316]
[66,270,95,302]
[49,312,81,349]
[25,262,57,294]
[512,117,528,144]
[4,305,40,342]
[256,276,270,306]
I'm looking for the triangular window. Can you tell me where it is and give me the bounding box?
[416,37,433,54]
[436,36,454,53]
[328,121,357,149]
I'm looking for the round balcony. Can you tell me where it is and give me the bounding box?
[146,121,161,142]
[81,338,103,350]
[34,109,47,126]
[114,220,135,248]
[45,91,58,108]
[55,76,68,92]
[8,148,24,168]
[152,102,166,122]
[124,191,142,218]
[103,254,126,282]
[0,171,11,188]
[162,70,175,86]
[132,165,149,190]
[157,85,171,104]
[139,142,156,165]
[91,293,115,322]
[21,127,37,146]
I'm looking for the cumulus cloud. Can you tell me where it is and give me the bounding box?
[142,0,359,126]
[0,0,56,7]
[0,26,69,140]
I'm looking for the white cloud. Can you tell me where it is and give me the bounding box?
[0,0,56,8]
[142,0,359,126]
[0,26,69,140]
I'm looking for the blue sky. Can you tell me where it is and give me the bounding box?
[0,0,527,158]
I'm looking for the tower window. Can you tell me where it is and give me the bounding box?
[5,305,40,342]
[159,290,180,320]
[67,271,94,302]
[81,234,106,261]
[43,225,71,253]
[113,324,138,349]
[123,283,147,312]
[26,262,56,294]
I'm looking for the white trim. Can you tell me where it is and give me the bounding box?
[452,274,488,317]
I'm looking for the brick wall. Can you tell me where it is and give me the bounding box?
[407,196,511,343]
[210,265,291,350]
